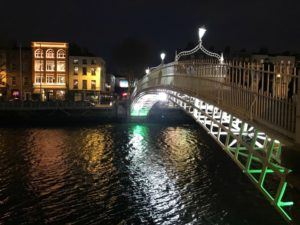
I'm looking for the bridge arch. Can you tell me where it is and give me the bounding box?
[130,90,168,117]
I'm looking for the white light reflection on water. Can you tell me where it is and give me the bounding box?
[128,125,182,224]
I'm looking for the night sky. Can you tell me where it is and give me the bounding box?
[1,0,300,68]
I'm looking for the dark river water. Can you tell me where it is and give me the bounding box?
[0,123,287,225]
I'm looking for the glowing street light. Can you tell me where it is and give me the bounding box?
[145,68,150,74]
[175,26,224,64]
[198,26,206,41]
[160,52,166,63]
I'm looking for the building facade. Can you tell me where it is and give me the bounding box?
[0,50,6,100]
[68,56,105,102]
[32,42,68,101]
[6,48,32,100]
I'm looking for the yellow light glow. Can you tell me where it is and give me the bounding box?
[32,42,68,48]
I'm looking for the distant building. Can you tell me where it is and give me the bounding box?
[6,48,32,100]
[32,42,68,101]
[0,50,7,100]
[68,56,105,102]
[251,54,295,66]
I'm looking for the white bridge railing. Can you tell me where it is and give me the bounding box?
[134,59,298,140]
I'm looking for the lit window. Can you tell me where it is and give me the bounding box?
[46,61,55,71]
[35,74,43,83]
[46,49,55,58]
[46,74,55,83]
[57,49,66,58]
[57,75,65,84]
[73,59,78,64]
[91,68,96,75]
[82,80,87,89]
[35,49,44,58]
[35,60,44,71]
[57,61,65,72]
[91,80,96,90]
[73,79,78,89]
[82,67,87,75]
[74,66,79,75]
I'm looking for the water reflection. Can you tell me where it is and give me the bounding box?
[81,129,106,174]
[0,125,287,225]
[128,125,183,224]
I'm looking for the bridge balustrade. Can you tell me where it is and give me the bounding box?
[135,60,298,139]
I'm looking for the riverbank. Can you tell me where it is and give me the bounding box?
[0,103,193,126]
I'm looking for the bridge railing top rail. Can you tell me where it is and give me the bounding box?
[140,59,299,101]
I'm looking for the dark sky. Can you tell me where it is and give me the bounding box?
[1,0,300,68]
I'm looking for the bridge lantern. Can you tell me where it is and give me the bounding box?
[160,52,166,62]
[198,26,206,41]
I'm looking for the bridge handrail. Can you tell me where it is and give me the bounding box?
[134,59,298,139]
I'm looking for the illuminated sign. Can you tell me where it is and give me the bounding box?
[119,80,128,88]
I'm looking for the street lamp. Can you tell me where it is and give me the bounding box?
[160,52,166,64]
[198,26,206,41]
[145,68,150,75]
[175,26,224,64]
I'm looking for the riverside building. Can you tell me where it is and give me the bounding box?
[32,42,68,101]
[68,56,105,102]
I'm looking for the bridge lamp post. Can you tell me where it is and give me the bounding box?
[145,68,150,75]
[160,52,166,64]
[175,26,224,64]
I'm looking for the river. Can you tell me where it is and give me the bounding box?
[0,123,286,224]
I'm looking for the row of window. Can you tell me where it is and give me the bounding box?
[35,60,66,72]
[73,59,97,65]
[73,66,96,75]
[35,49,66,59]
[34,74,65,84]
[10,76,31,86]
[73,80,96,90]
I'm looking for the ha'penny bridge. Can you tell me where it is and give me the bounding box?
[131,27,300,224]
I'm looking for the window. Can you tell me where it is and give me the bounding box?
[46,61,55,71]
[91,59,96,65]
[12,76,16,86]
[82,80,87,89]
[57,49,66,58]
[57,75,65,84]
[24,76,29,85]
[91,68,96,75]
[82,67,87,75]
[35,60,44,71]
[73,59,78,64]
[82,59,87,64]
[35,74,44,83]
[11,63,17,71]
[46,49,55,58]
[73,79,78,89]
[46,74,55,83]
[35,49,44,58]
[74,66,79,75]
[57,61,65,72]
[91,80,96,90]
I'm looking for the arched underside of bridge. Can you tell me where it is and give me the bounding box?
[130,90,168,117]
[131,88,294,223]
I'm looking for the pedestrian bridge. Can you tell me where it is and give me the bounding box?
[131,58,299,223]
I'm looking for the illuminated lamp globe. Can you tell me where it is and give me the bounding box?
[198,26,207,41]
[145,68,150,74]
[160,52,166,61]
